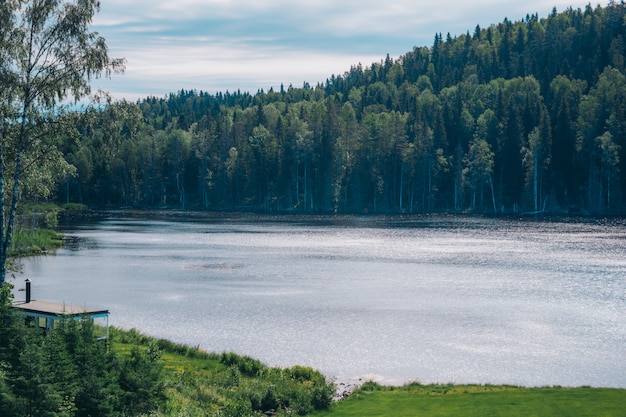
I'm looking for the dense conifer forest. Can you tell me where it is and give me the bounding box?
[58,2,626,215]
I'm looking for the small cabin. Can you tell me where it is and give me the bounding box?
[12,279,109,339]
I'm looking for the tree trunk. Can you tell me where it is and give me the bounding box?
[399,164,404,211]
[0,110,27,287]
[533,147,539,212]
[489,174,497,214]
[606,167,611,212]
[0,130,5,287]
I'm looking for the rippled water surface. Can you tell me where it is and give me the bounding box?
[15,214,626,387]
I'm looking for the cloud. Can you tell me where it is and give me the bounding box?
[92,0,600,100]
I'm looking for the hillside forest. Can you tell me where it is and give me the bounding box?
[54,2,626,215]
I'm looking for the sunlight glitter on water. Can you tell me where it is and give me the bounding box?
[14,214,626,388]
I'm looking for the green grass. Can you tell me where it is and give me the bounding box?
[9,226,64,257]
[109,330,626,417]
[311,382,626,417]
[9,203,87,258]
[109,327,335,416]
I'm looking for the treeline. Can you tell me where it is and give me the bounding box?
[57,2,626,214]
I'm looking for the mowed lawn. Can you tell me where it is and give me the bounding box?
[311,383,626,417]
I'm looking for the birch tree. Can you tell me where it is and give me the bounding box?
[0,0,124,287]
[597,131,621,211]
[522,123,551,213]
[465,137,495,212]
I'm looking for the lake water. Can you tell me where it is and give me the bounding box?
[13,213,626,388]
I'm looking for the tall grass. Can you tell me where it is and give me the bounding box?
[9,203,87,258]
[10,226,64,257]
[110,327,335,416]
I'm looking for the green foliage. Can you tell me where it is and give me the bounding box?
[57,3,626,216]
[7,203,65,258]
[0,0,123,286]
[118,343,166,415]
[358,380,385,392]
[220,352,263,377]
[60,203,88,213]
[9,227,63,257]
[110,328,336,416]
[0,292,166,416]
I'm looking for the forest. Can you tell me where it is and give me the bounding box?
[52,2,626,215]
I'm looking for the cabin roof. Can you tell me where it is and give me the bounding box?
[12,300,109,318]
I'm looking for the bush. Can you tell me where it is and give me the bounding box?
[359,381,384,392]
[220,352,263,377]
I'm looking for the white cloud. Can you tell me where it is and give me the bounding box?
[92,0,601,100]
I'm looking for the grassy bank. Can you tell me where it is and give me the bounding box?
[111,329,626,416]
[9,226,64,257]
[110,328,335,416]
[311,381,626,417]
[8,203,88,258]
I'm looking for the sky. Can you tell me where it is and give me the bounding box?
[91,0,601,101]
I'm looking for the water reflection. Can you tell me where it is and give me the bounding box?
[15,214,626,388]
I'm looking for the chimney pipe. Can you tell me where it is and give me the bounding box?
[25,279,31,303]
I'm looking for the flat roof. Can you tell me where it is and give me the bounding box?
[12,300,109,317]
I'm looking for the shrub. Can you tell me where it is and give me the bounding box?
[360,381,384,392]
[220,352,263,377]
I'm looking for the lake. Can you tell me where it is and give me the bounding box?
[13,213,626,388]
